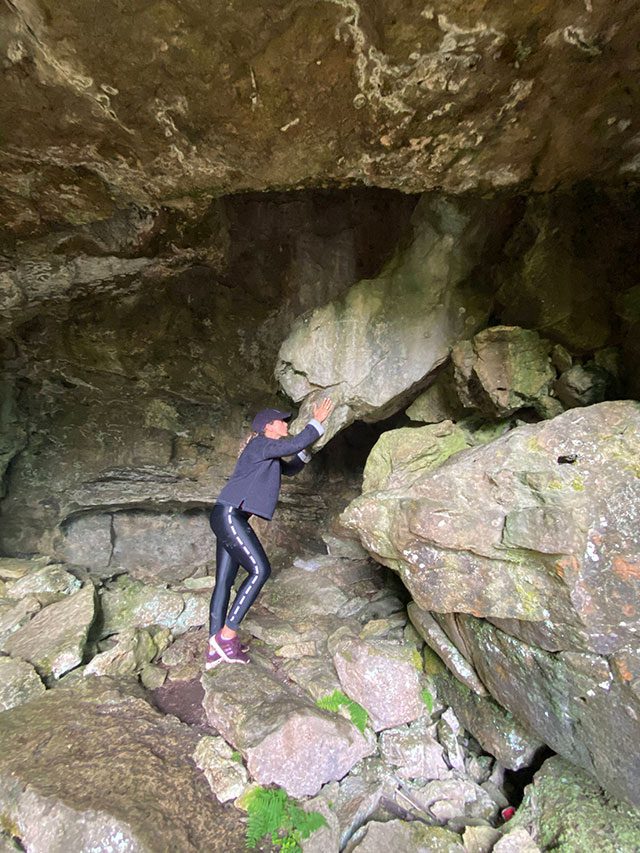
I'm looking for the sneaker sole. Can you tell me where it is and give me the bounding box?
[204,656,222,671]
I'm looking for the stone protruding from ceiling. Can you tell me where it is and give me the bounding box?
[276,193,510,443]
[1,0,639,237]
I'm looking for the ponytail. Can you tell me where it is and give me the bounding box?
[237,430,259,457]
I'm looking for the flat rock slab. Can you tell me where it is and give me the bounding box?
[258,565,350,621]
[0,679,248,852]
[3,564,80,603]
[201,663,374,798]
[408,603,487,696]
[99,576,185,637]
[3,585,95,678]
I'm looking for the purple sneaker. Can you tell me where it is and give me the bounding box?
[204,645,222,671]
[211,631,250,664]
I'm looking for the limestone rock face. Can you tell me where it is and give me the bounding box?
[277,195,506,442]
[456,614,640,807]
[0,679,247,852]
[2,0,639,236]
[495,193,616,354]
[344,401,640,653]
[343,401,640,804]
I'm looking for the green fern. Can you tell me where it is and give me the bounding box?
[421,688,434,714]
[316,689,369,733]
[244,785,327,852]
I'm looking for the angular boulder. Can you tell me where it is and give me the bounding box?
[347,819,464,852]
[451,326,558,417]
[277,194,506,442]
[508,756,640,852]
[201,663,374,798]
[0,658,45,712]
[3,585,96,678]
[343,401,640,653]
[343,401,640,805]
[329,628,424,731]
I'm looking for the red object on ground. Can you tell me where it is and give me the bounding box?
[501,806,516,822]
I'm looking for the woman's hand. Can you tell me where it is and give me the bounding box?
[312,397,334,423]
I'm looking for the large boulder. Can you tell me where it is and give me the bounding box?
[329,627,424,732]
[454,614,640,807]
[2,584,96,679]
[343,401,640,804]
[0,679,247,852]
[451,326,559,418]
[343,401,640,653]
[277,194,508,442]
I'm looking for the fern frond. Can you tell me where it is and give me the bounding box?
[315,689,345,712]
[316,690,369,733]
[345,699,368,733]
[245,786,327,851]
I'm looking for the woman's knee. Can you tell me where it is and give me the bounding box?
[257,561,271,584]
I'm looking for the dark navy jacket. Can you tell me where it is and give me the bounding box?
[215,419,324,520]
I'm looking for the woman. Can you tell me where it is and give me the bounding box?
[206,397,334,668]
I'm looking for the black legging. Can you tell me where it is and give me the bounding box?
[208,502,271,634]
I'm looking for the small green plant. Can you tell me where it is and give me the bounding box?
[316,689,368,732]
[244,786,327,852]
[231,750,243,763]
[421,687,434,714]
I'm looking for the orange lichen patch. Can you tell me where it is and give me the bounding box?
[556,556,579,579]
[612,655,635,683]
[622,604,636,617]
[612,556,640,583]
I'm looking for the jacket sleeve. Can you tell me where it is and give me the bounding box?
[258,419,324,460]
[280,454,306,476]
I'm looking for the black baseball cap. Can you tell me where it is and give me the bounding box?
[251,408,291,432]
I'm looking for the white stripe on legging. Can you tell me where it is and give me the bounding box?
[228,506,259,621]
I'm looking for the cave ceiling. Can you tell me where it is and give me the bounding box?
[1,0,639,243]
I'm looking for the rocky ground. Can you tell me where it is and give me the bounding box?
[2,519,640,852]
